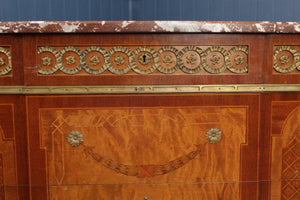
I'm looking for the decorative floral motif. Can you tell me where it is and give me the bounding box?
[67,131,84,147]
[41,56,52,66]
[114,55,125,65]
[279,55,289,64]
[206,128,222,144]
[210,55,221,65]
[90,55,100,66]
[65,55,76,65]
[186,54,197,64]
[234,55,244,65]
[163,55,173,65]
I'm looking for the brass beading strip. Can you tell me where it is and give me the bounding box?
[0,84,299,94]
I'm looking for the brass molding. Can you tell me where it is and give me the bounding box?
[0,84,299,94]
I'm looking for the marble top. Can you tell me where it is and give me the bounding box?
[0,21,299,34]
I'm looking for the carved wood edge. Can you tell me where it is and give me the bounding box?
[0,84,299,94]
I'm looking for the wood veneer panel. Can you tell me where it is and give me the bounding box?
[27,94,259,200]
[259,93,300,200]
[23,33,263,86]
[0,95,28,200]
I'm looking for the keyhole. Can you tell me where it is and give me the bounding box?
[143,54,147,63]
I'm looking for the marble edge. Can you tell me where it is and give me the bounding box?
[0,21,300,33]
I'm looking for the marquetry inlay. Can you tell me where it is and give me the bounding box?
[82,142,202,178]
[0,47,12,75]
[37,45,249,75]
[281,137,300,200]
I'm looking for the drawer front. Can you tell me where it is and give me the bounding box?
[27,94,259,200]
[23,34,263,86]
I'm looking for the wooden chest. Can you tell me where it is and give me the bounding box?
[0,21,299,200]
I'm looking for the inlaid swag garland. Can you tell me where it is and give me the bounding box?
[66,128,222,178]
[37,45,249,75]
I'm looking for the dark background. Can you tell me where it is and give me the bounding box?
[0,0,299,22]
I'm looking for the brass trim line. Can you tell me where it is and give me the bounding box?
[0,84,299,94]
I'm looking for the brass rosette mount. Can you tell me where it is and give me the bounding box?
[206,128,222,144]
[81,46,110,74]
[178,46,203,74]
[60,46,83,74]
[67,130,84,147]
[201,46,230,74]
[107,46,134,74]
[227,46,249,74]
[0,47,12,75]
[37,46,62,75]
[273,46,300,73]
[157,46,180,74]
